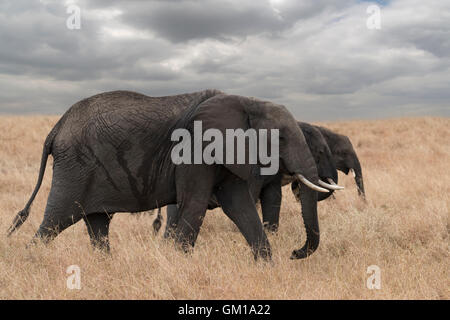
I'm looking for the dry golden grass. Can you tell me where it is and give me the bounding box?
[0,116,448,300]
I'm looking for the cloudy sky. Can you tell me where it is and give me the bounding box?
[0,0,448,120]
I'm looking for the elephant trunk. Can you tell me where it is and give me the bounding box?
[291,183,319,259]
[289,155,321,259]
[352,158,365,199]
[282,127,325,259]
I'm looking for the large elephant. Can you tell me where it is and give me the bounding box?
[315,126,365,198]
[157,120,343,235]
[8,90,329,260]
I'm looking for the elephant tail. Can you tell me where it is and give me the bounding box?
[7,122,59,237]
[152,207,163,234]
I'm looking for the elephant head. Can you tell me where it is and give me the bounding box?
[192,94,328,258]
[316,126,365,199]
[297,122,342,201]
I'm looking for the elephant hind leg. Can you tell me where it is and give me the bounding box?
[31,179,91,247]
[83,212,114,252]
[216,178,272,261]
[32,210,82,246]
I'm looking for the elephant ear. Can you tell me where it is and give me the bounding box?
[192,94,258,181]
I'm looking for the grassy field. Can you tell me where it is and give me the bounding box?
[0,116,448,299]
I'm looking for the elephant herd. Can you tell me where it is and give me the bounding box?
[7,90,364,260]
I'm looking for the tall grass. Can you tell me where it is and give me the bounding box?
[0,116,448,299]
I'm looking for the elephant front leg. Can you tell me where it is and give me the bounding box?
[216,177,272,261]
[173,165,216,253]
[260,177,282,233]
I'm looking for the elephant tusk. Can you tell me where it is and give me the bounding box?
[296,174,329,193]
[327,178,337,185]
[319,179,344,190]
[350,168,356,178]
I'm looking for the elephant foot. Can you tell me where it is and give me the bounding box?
[290,247,317,259]
[263,222,279,234]
[173,237,195,255]
[254,246,272,262]
[290,249,308,259]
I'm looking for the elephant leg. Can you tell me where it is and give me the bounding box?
[32,206,83,246]
[216,177,271,261]
[260,178,282,233]
[173,165,216,252]
[163,204,180,238]
[83,212,114,252]
[31,179,86,247]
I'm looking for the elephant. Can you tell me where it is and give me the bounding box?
[154,120,343,236]
[252,123,365,233]
[252,124,366,234]
[8,89,223,247]
[315,126,365,199]
[8,90,330,260]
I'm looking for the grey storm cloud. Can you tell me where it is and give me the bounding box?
[88,0,352,42]
[0,0,448,120]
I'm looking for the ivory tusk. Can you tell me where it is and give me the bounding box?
[318,179,345,190]
[350,168,356,178]
[296,174,329,193]
[327,178,337,185]
[327,178,345,190]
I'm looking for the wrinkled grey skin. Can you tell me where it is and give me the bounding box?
[8,91,323,260]
[157,121,338,235]
[315,126,365,199]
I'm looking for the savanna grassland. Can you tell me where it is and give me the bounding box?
[0,116,448,299]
